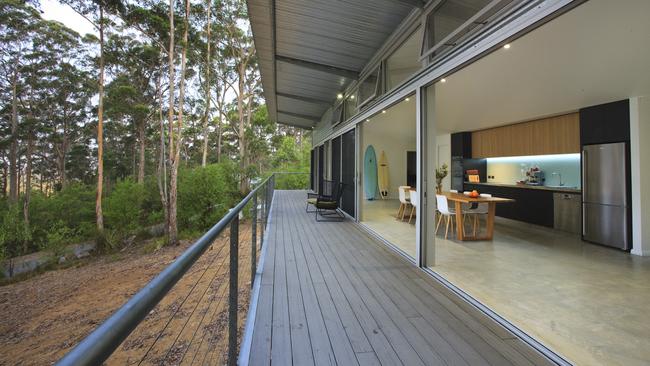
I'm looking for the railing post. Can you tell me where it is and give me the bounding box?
[251,193,257,288]
[228,216,239,366]
[260,184,265,243]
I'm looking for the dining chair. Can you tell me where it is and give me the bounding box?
[397,186,411,221]
[435,194,457,239]
[470,193,492,236]
[408,190,418,224]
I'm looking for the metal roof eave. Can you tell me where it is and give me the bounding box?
[248,0,419,129]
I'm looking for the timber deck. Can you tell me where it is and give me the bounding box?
[243,190,554,366]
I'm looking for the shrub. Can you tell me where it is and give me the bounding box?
[178,161,240,231]
[43,220,74,258]
[0,204,30,276]
[104,178,145,234]
[29,183,96,247]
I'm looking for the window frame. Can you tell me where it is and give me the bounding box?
[357,65,383,109]
[420,0,519,61]
[330,103,344,126]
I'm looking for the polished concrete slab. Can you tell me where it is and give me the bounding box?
[360,199,416,258]
[431,217,650,366]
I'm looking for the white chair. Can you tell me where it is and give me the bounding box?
[408,190,418,224]
[436,194,459,239]
[397,186,411,221]
[469,193,492,236]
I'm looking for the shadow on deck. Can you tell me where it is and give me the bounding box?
[240,190,554,366]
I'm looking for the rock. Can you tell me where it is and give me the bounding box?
[58,256,66,264]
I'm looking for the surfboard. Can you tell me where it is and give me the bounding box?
[364,145,378,200]
[378,150,389,199]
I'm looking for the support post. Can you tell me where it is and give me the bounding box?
[251,194,257,288]
[227,217,239,366]
[260,185,265,243]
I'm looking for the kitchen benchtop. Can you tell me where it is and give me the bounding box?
[465,182,582,193]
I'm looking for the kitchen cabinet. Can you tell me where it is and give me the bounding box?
[471,112,580,158]
[464,183,555,227]
[580,99,630,145]
[554,192,581,234]
[451,132,472,158]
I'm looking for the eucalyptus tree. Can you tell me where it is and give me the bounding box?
[104,33,160,184]
[219,0,259,193]
[60,0,125,235]
[0,0,41,204]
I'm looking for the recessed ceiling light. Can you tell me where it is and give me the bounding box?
[382,110,387,114]
[405,97,410,102]
[440,78,446,83]
[366,119,370,122]
[336,93,343,99]
[503,43,511,49]
[349,95,355,100]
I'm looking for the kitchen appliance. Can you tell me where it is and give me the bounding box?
[451,156,464,191]
[527,170,545,185]
[582,142,630,250]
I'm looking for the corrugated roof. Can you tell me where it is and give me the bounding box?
[247,0,419,129]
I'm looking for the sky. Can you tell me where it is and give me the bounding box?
[40,0,97,37]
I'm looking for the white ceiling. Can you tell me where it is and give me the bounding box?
[434,0,650,134]
[363,96,417,141]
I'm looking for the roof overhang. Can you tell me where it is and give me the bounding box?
[247,0,420,129]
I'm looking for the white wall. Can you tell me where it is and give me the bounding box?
[630,96,650,256]
[435,134,451,192]
[360,99,416,200]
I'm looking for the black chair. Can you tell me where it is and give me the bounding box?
[306,179,335,213]
[313,182,346,221]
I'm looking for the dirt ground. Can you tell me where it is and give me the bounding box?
[0,222,258,366]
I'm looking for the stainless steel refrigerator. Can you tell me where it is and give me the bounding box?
[582,142,630,250]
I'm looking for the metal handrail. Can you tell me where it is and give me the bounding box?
[56,172,306,366]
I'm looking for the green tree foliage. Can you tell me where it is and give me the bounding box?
[178,161,239,232]
[43,220,74,258]
[0,0,312,265]
[104,178,145,233]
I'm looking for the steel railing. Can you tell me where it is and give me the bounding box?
[56,172,308,366]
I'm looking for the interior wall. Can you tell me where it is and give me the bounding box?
[360,99,416,200]
[435,134,451,191]
[486,154,581,187]
[630,96,650,256]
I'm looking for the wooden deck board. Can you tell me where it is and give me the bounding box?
[245,191,554,366]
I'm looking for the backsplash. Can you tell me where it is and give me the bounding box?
[486,153,581,188]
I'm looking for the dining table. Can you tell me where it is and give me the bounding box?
[441,191,515,241]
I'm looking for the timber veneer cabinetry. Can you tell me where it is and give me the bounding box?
[471,112,580,158]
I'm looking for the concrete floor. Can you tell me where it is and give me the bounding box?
[360,198,650,366]
[360,199,416,258]
[432,219,650,366]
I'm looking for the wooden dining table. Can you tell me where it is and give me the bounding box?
[441,192,515,241]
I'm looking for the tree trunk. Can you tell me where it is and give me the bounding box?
[96,6,106,233]
[201,0,211,167]
[216,118,222,163]
[167,0,178,245]
[138,121,145,184]
[237,62,248,193]
[169,0,190,246]
[157,73,169,236]
[23,136,33,249]
[9,67,19,204]
[61,120,68,188]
